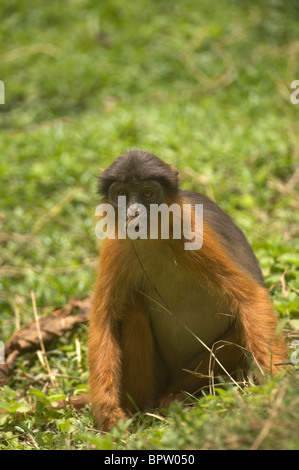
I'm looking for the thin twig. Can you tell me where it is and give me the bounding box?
[145,412,169,423]
[250,386,287,450]
[32,188,78,233]
[30,291,56,387]
[75,338,82,366]
[0,43,61,64]
[280,269,290,299]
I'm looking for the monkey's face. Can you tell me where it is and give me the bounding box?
[108,180,164,220]
[97,150,180,240]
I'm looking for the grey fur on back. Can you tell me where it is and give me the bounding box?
[183,190,265,286]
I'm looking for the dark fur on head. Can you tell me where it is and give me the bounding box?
[98,149,179,197]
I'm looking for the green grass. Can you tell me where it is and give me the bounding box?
[0,0,298,450]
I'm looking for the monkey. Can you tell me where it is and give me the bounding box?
[88,149,287,431]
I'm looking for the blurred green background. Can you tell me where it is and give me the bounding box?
[0,0,298,331]
[1,0,298,336]
[0,0,299,450]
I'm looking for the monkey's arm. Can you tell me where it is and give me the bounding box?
[177,192,287,373]
[88,291,125,430]
[88,240,154,431]
[88,240,128,430]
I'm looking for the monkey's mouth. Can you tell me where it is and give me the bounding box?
[126,215,138,224]
[126,216,150,235]
[126,217,141,232]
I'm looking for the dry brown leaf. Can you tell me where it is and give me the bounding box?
[0,296,92,385]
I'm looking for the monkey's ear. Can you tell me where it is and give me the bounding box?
[171,166,179,177]
[169,164,179,176]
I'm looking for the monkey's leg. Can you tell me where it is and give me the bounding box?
[158,282,287,410]
[120,295,154,413]
[189,223,287,374]
[157,326,245,407]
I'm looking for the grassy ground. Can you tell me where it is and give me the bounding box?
[0,0,298,450]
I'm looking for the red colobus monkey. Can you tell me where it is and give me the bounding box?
[88,149,286,431]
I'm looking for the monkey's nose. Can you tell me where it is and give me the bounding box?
[127,203,142,220]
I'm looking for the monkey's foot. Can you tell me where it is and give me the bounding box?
[158,391,189,408]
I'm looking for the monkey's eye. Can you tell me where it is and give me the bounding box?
[142,189,154,199]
